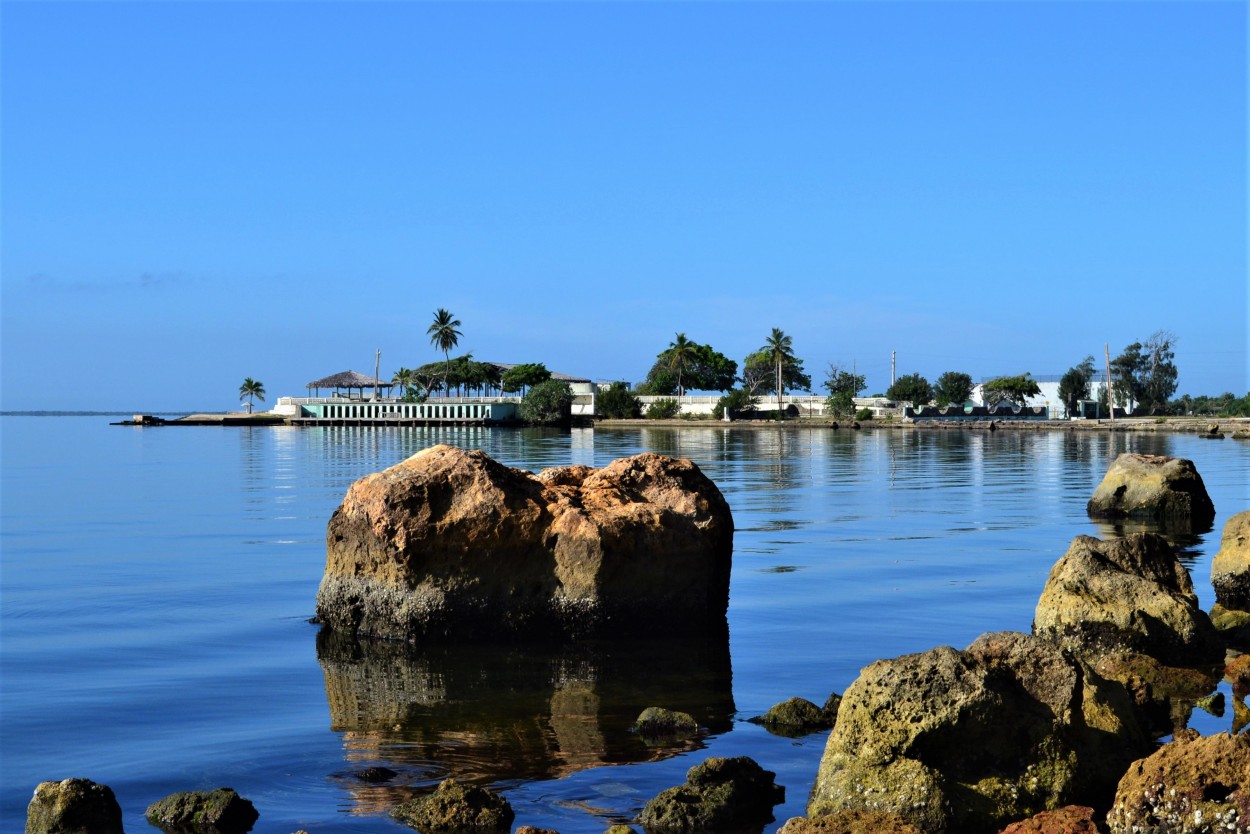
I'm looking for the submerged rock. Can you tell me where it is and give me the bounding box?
[1086,453,1215,530]
[1210,604,1250,650]
[1213,510,1250,611]
[1107,729,1250,834]
[26,778,124,834]
[1033,533,1224,668]
[808,631,1148,834]
[317,446,734,642]
[632,707,698,740]
[638,756,785,832]
[391,778,514,833]
[749,696,836,736]
[145,788,258,833]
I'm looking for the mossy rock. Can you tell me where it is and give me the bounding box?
[145,787,259,833]
[749,697,835,737]
[632,707,698,740]
[392,778,514,832]
[638,756,784,832]
[26,778,124,834]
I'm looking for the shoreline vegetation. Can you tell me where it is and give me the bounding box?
[597,415,1250,434]
[7,410,1248,436]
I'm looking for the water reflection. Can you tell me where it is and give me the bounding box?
[318,629,735,813]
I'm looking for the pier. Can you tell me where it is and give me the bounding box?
[281,397,520,426]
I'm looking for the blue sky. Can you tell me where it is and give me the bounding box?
[2,1,1246,411]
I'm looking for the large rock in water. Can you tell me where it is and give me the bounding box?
[145,788,259,833]
[317,445,733,641]
[25,779,123,834]
[1213,510,1250,611]
[638,756,785,832]
[1033,533,1224,668]
[808,631,1149,834]
[1086,453,1215,529]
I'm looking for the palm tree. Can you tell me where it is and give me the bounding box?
[667,332,695,396]
[392,367,415,400]
[761,328,794,414]
[427,308,462,395]
[239,377,265,414]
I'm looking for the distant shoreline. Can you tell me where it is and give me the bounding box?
[596,416,1250,435]
[5,411,1246,436]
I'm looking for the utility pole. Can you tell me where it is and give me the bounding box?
[373,348,381,402]
[1104,343,1115,424]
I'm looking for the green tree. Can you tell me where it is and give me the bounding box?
[391,367,426,402]
[1108,332,1179,414]
[981,374,1042,408]
[823,363,866,418]
[741,350,811,400]
[642,340,738,394]
[596,382,641,419]
[1057,356,1096,418]
[410,362,446,398]
[636,368,678,396]
[667,333,696,396]
[239,377,265,413]
[762,328,795,412]
[886,373,932,406]
[646,398,682,419]
[519,379,573,424]
[501,363,552,396]
[1140,331,1179,412]
[427,308,462,391]
[714,388,758,419]
[933,371,974,407]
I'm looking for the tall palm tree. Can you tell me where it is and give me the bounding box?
[239,377,265,414]
[761,328,794,414]
[667,332,695,396]
[427,308,462,396]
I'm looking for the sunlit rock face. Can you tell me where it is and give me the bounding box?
[317,445,734,642]
[1213,510,1250,611]
[808,631,1150,834]
[1033,533,1224,668]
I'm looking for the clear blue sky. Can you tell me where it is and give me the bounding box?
[2,1,1246,411]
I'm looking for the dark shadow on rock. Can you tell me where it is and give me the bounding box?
[317,626,735,813]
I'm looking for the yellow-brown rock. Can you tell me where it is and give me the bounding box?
[317,445,733,641]
[1033,533,1224,668]
[1213,510,1250,611]
[1086,453,1215,530]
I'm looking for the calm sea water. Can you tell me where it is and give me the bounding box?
[1,417,1246,832]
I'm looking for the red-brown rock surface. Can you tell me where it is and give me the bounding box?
[1107,729,1249,834]
[317,445,733,641]
[998,806,1101,834]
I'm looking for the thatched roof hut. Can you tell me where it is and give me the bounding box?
[306,370,393,398]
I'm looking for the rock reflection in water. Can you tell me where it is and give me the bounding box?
[317,628,734,813]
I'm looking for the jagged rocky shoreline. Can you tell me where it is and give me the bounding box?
[28,450,1248,834]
